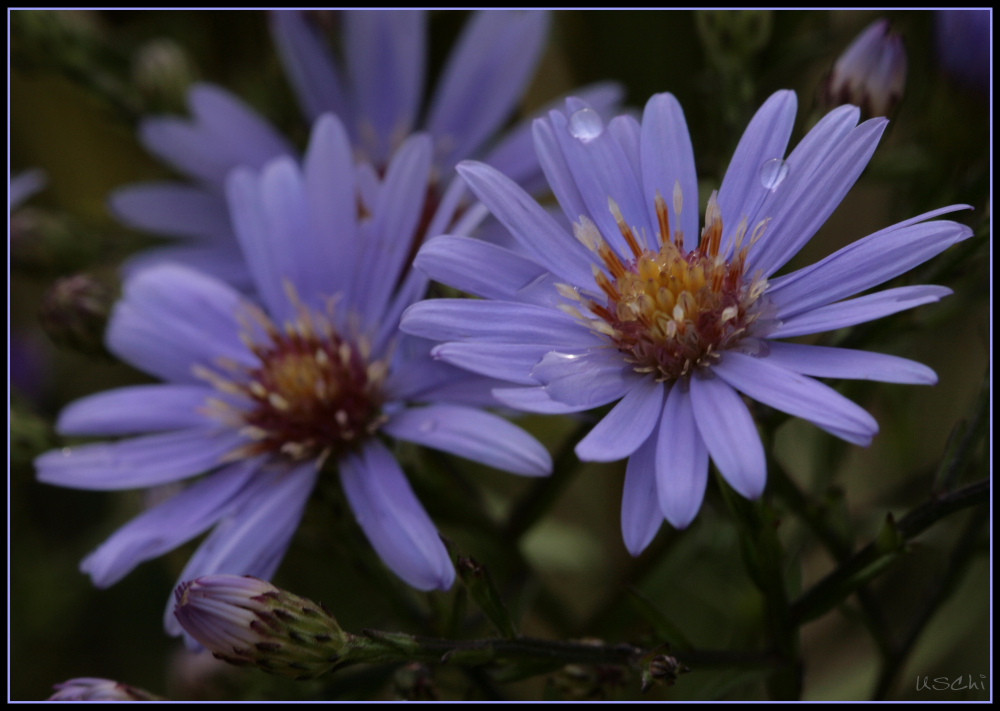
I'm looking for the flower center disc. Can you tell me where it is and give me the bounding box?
[202,304,388,463]
[574,192,768,381]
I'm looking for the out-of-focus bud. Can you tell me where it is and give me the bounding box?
[639,653,690,694]
[48,677,162,701]
[824,19,907,118]
[935,10,989,93]
[132,38,197,113]
[695,11,773,66]
[174,575,347,680]
[38,273,115,355]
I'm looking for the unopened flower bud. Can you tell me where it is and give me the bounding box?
[48,677,162,701]
[174,575,347,680]
[824,19,907,118]
[133,38,197,113]
[640,654,690,693]
[38,273,114,355]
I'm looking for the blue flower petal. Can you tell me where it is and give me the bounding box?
[402,298,595,347]
[640,92,700,243]
[768,218,972,317]
[36,427,245,490]
[269,10,350,126]
[355,133,433,328]
[431,342,551,386]
[762,342,937,384]
[456,161,597,286]
[547,107,651,254]
[534,349,640,409]
[414,235,558,306]
[57,385,216,436]
[621,431,663,556]
[344,10,425,165]
[712,352,879,446]
[656,385,709,529]
[484,81,625,191]
[121,241,254,293]
[770,285,952,338]
[746,118,886,275]
[140,83,293,186]
[689,373,767,499]
[107,265,257,384]
[109,182,230,240]
[716,90,796,251]
[385,404,551,476]
[339,440,455,591]
[575,377,664,462]
[81,459,259,587]
[492,386,586,414]
[426,10,549,171]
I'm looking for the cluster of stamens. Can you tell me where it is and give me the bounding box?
[561,186,770,381]
[197,294,389,464]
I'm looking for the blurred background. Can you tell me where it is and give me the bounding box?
[10,9,990,701]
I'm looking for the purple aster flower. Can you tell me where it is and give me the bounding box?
[113,10,622,289]
[401,90,972,554]
[36,113,551,638]
[48,677,161,701]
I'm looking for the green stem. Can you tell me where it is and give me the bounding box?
[872,508,988,700]
[717,470,802,700]
[790,479,989,624]
[344,630,644,668]
[768,462,894,660]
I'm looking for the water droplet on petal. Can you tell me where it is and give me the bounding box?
[568,108,604,143]
[759,158,788,190]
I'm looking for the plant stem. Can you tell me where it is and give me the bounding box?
[790,479,989,624]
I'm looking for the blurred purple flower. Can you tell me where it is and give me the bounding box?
[112,10,622,288]
[9,168,46,210]
[36,114,551,639]
[402,90,972,553]
[935,10,990,92]
[49,677,160,701]
[824,19,907,118]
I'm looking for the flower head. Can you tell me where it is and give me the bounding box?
[402,90,972,554]
[48,678,161,701]
[824,19,907,118]
[112,10,622,288]
[174,575,345,679]
[36,113,551,637]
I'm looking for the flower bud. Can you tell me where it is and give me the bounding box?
[38,273,114,355]
[48,677,161,701]
[824,19,907,118]
[640,653,690,693]
[132,38,197,113]
[174,575,347,680]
